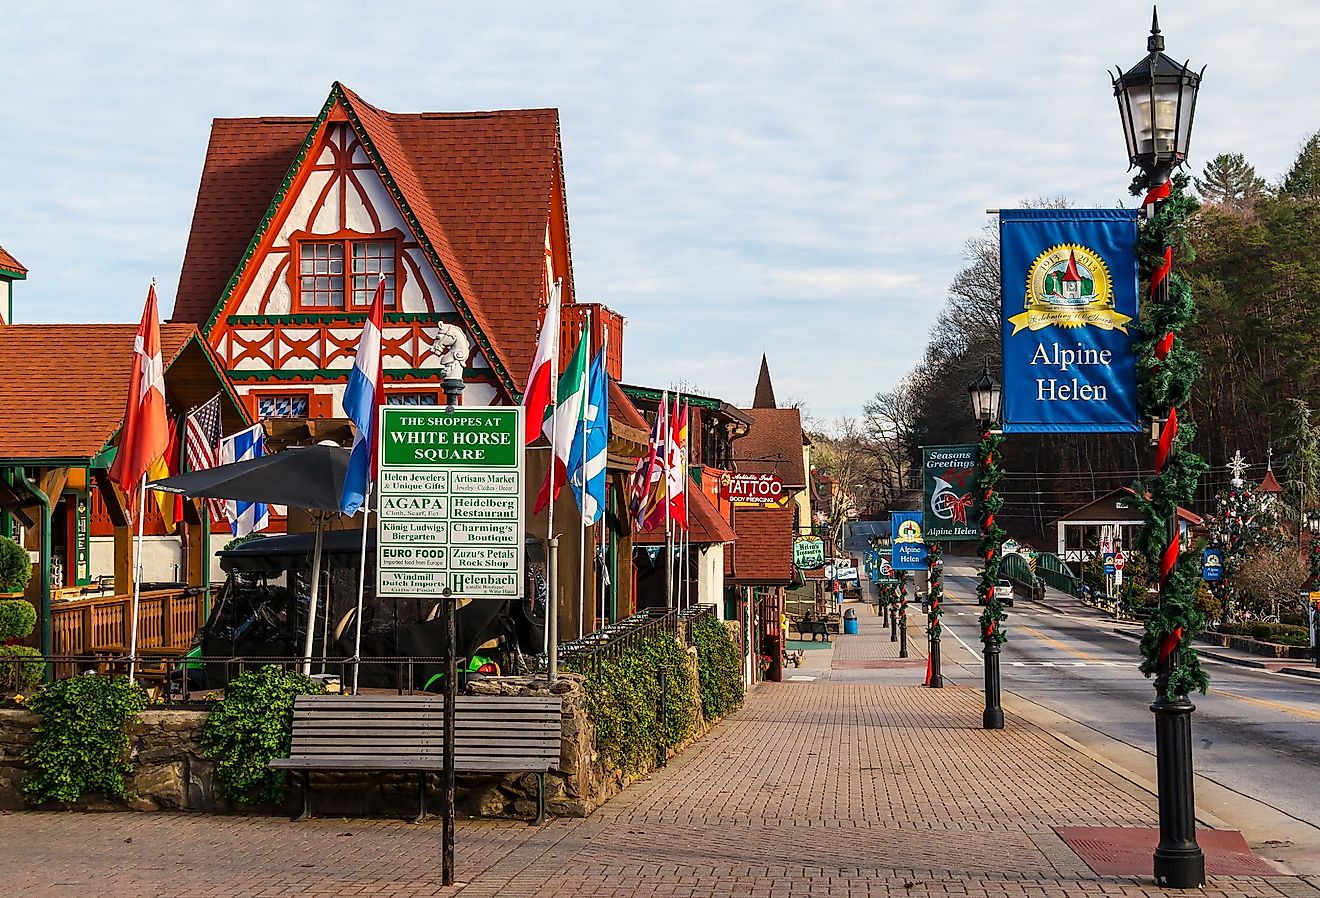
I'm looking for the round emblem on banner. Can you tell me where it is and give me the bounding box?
[1008,243,1131,335]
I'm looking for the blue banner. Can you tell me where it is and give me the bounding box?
[1202,548,1224,582]
[1000,209,1140,433]
[891,511,928,570]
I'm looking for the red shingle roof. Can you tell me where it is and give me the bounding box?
[0,324,197,460]
[636,480,737,546]
[729,506,796,584]
[0,245,26,277]
[733,408,807,487]
[171,84,564,390]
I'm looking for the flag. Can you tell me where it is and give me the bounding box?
[108,284,170,515]
[523,230,562,445]
[340,276,387,514]
[628,395,663,524]
[567,347,609,524]
[668,401,688,531]
[533,329,590,514]
[633,393,670,533]
[185,393,227,523]
[147,418,183,534]
[220,424,270,537]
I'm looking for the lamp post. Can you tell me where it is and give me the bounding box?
[1112,10,1206,890]
[969,360,1004,730]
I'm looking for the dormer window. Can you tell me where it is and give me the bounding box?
[293,233,398,311]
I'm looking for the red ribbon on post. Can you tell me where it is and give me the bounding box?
[1158,626,1184,664]
[1155,406,1179,474]
[1142,180,1172,207]
[1155,331,1175,362]
[1159,535,1180,583]
[1149,246,1173,297]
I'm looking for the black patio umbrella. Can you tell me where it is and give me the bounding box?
[148,443,353,674]
[147,442,349,511]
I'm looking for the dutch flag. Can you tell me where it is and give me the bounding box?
[339,277,387,515]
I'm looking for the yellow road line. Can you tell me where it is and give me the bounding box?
[1212,689,1320,722]
[1019,625,1100,663]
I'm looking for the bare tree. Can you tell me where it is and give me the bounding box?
[1235,544,1308,620]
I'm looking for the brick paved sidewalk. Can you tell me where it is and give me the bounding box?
[3,660,1316,896]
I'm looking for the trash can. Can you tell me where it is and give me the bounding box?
[843,607,859,635]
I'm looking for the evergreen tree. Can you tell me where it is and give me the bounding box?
[1280,131,1320,199]
[1194,152,1265,208]
[1204,473,1288,619]
[1280,399,1320,519]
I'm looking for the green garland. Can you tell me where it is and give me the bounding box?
[926,543,944,639]
[1128,172,1210,699]
[977,428,1008,645]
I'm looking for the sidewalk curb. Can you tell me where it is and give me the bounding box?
[1111,627,1320,681]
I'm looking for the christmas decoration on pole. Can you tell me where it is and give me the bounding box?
[976,426,1008,646]
[1125,172,1210,700]
[926,543,944,688]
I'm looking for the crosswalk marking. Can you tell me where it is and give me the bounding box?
[1010,660,1126,668]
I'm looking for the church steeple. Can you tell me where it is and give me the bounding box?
[753,354,777,409]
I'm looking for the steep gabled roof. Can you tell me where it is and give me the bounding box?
[172,83,567,393]
[1050,487,1202,527]
[0,324,198,460]
[0,245,27,278]
[728,506,795,584]
[733,407,807,488]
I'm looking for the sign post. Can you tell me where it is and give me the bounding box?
[375,405,524,887]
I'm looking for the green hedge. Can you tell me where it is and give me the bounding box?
[0,536,31,594]
[0,598,37,640]
[691,616,743,721]
[1215,622,1311,647]
[0,645,42,690]
[571,632,698,776]
[23,675,148,804]
[201,665,324,804]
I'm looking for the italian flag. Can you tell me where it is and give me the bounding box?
[533,329,589,514]
[522,278,562,445]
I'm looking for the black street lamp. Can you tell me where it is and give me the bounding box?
[1113,10,1206,890]
[969,360,1004,730]
[1307,510,1320,668]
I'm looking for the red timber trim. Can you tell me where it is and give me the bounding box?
[221,319,492,374]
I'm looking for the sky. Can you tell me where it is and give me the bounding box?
[3,1,1319,424]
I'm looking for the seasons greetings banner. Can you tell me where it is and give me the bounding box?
[999,209,1141,434]
[922,445,979,542]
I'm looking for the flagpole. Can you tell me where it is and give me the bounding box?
[128,474,147,682]
[545,279,562,683]
[350,484,372,694]
[577,315,591,639]
[664,390,673,610]
[599,326,610,627]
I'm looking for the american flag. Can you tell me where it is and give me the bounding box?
[184,393,226,523]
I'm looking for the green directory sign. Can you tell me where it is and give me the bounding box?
[376,406,524,600]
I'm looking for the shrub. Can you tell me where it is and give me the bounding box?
[572,632,698,776]
[0,536,31,594]
[0,598,37,641]
[23,674,149,804]
[0,645,43,691]
[201,665,324,804]
[692,616,743,721]
[1251,623,1274,641]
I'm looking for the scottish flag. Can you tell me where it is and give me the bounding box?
[340,278,386,514]
[567,347,609,524]
[219,424,269,537]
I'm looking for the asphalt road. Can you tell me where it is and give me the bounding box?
[926,555,1320,832]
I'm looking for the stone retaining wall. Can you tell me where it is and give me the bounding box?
[0,644,713,819]
[1198,631,1312,659]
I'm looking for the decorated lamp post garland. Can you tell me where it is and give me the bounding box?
[925,543,943,687]
[1128,173,1210,700]
[976,425,1006,729]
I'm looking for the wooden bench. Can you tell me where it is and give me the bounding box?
[793,619,831,642]
[270,694,562,824]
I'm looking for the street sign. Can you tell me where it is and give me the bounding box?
[891,511,927,570]
[1202,548,1224,582]
[1113,550,1126,572]
[1310,590,1320,606]
[375,406,524,600]
[1103,554,1115,576]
